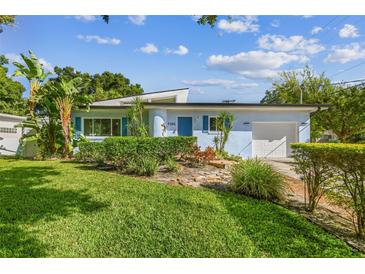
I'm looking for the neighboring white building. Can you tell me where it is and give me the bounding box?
[0,113,26,156]
[72,88,328,158]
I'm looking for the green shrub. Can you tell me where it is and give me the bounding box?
[77,141,105,164]
[126,156,159,176]
[291,142,365,238]
[164,157,178,172]
[230,159,285,201]
[104,136,196,168]
[291,143,334,212]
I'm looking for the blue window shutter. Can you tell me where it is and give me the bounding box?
[224,118,231,129]
[203,115,208,133]
[75,117,81,131]
[122,117,128,136]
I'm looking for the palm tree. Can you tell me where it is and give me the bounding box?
[51,77,90,157]
[12,50,50,118]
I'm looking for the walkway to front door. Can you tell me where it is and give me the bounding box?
[177,117,192,136]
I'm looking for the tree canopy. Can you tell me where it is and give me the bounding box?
[47,66,143,102]
[0,55,27,115]
[261,67,365,142]
[0,15,15,33]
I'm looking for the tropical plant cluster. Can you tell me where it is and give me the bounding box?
[77,136,197,175]
[4,51,143,159]
[291,142,365,238]
[230,159,286,202]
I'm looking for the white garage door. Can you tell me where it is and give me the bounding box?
[252,122,297,158]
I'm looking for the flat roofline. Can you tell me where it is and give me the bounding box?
[80,102,329,111]
[142,102,330,108]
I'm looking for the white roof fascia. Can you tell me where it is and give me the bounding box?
[92,88,189,106]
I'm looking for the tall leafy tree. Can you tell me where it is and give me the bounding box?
[50,66,143,102]
[12,50,50,118]
[92,71,143,101]
[0,55,27,115]
[261,67,365,142]
[0,15,15,33]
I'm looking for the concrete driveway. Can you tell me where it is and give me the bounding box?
[263,157,301,180]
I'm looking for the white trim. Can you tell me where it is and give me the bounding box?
[208,115,218,134]
[145,105,322,112]
[0,113,27,120]
[176,116,193,136]
[82,117,123,137]
[92,89,189,106]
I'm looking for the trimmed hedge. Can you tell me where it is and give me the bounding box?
[291,142,365,238]
[77,141,105,164]
[77,136,197,167]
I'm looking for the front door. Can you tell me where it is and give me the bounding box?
[177,117,193,136]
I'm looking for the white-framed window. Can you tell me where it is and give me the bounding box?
[83,118,121,136]
[209,116,218,132]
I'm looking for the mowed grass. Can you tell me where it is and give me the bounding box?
[0,158,361,257]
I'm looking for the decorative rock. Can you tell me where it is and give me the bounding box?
[208,161,226,169]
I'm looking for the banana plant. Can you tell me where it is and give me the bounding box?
[12,50,50,118]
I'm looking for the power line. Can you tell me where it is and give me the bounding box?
[330,60,365,78]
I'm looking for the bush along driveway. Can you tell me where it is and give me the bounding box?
[0,158,362,257]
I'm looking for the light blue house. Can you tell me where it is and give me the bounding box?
[72,88,326,158]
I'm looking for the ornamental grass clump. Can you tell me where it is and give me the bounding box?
[230,159,286,201]
[126,156,159,176]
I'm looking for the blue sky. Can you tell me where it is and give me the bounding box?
[1,15,365,102]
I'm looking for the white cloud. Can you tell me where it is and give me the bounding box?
[74,16,97,22]
[191,15,201,22]
[257,34,325,55]
[77,34,121,45]
[206,50,308,79]
[325,43,365,64]
[5,53,54,73]
[128,16,146,26]
[271,20,280,28]
[166,45,189,56]
[311,26,323,35]
[339,24,359,38]
[139,43,159,54]
[4,53,22,64]
[182,79,258,89]
[39,58,54,73]
[217,16,259,33]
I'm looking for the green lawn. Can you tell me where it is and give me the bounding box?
[0,158,361,257]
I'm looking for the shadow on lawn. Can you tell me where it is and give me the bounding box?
[212,190,359,257]
[0,165,107,257]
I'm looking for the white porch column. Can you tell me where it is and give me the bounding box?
[150,109,167,137]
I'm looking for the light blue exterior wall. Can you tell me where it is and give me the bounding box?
[72,108,311,158]
[164,110,310,158]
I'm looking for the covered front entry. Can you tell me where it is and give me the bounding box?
[252,122,297,158]
[177,117,193,136]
